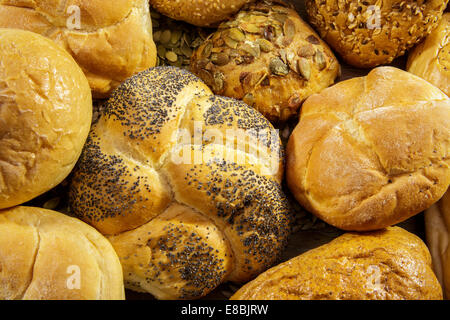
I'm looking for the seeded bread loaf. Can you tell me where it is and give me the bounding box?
[408,13,450,96]
[231,227,443,300]
[0,0,157,98]
[287,67,450,231]
[69,66,292,300]
[0,206,124,300]
[306,0,448,68]
[191,0,340,122]
[150,0,254,27]
[0,29,92,209]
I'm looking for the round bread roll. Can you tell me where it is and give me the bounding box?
[408,13,450,96]
[190,0,340,122]
[0,206,124,300]
[69,66,292,300]
[150,0,254,27]
[231,227,443,300]
[425,188,450,299]
[306,0,448,68]
[287,67,450,231]
[0,29,92,210]
[0,0,157,98]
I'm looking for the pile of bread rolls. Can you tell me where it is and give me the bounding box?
[0,0,449,300]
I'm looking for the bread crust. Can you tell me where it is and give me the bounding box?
[425,189,450,299]
[0,28,92,209]
[190,0,340,122]
[69,67,292,299]
[0,0,157,98]
[0,206,124,300]
[231,227,443,300]
[287,67,450,231]
[408,13,450,97]
[150,0,254,27]
[306,0,448,68]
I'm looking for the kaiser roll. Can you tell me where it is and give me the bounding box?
[190,0,340,122]
[306,0,448,68]
[408,13,450,97]
[0,29,92,210]
[425,188,450,299]
[150,0,254,27]
[0,206,124,300]
[287,67,450,231]
[0,0,157,98]
[231,227,443,300]
[69,66,292,299]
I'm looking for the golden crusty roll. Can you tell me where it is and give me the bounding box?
[69,66,292,300]
[408,13,450,96]
[425,189,450,299]
[231,227,442,300]
[0,0,157,98]
[0,29,92,209]
[0,206,124,300]
[150,0,254,27]
[190,0,340,122]
[287,67,450,231]
[306,0,448,68]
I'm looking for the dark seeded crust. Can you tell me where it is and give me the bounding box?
[69,66,291,299]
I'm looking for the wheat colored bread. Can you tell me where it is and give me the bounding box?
[0,206,124,300]
[150,0,254,27]
[69,66,292,299]
[408,13,450,97]
[0,0,157,98]
[425,189,450,299]
[0,28,92,209]
[287,67,450,231]
[231,227,443,300]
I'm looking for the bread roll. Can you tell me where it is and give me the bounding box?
[408,13,450,96]
[191,0,340,122]
[69,66,292,299]
[0,206,124,300]
[425,189,450,299]
[287,67,450,231]
[0,29,92,210]
[231,227,442,300]
[306,0,448,68]
[150,0,254,27]
[0,0,157,98]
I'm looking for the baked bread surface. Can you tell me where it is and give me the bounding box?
[287,67,450,231]
[408,13,450,97]
[69,66,292,299]
[0,206,125,300]
[306,0,448,68]
[0,0,157,97]
[231,227,443,300]
[0,28,92,209]
[191,0,340,122]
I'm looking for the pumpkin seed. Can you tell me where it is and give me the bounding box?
[306,35,320,44]
[298,58,311,80]
[211,52,230,66]
[202,42,213,58]
[160,30,171,44]
[43,197,60,210]
[298,44,316,57]
[240,22,260,33]
[223,34,239,49]
[228,28,246,42]
[153,30,162,42]
[314,50,327,70]
[241,41,261,57]
[166,51,178,63]
[256,39,273,52]
[243,93,255,106]
[170,30,183,44]
[283,18,296,44]
[213,71,225,92]
[272,12,288,24]
[157,45,167,59]
[270,57,289,76]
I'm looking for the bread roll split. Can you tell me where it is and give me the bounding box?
[0,28,92,210]
[0,0,157,98]
[287,66,450,231]
[0,206,125,300]
[69,66,292,299]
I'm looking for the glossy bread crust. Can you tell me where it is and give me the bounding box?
[287,67,450,231]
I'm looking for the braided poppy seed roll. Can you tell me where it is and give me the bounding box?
[69,66,292,300]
